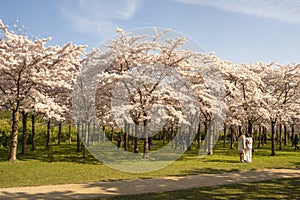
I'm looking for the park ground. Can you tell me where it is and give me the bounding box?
[0,141,299,199]
[0,168,299,199]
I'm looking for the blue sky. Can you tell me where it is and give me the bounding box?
[1,0,300,64]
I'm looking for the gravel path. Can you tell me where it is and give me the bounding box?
[0,168,299,200]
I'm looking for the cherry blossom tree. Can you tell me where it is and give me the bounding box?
[220,62,266,137]
[243,62,300,155]
[74,28,209,163]
[0,20,85,161]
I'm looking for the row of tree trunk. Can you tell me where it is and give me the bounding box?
[11,113,299,159]
[19,112,73,156]
[222,120,297,156]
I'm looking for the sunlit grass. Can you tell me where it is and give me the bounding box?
[0,139,299,188]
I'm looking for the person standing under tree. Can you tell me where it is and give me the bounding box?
[244,134,253,163]
[238,132,246,162]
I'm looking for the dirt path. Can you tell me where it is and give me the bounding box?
[0,168,299,200]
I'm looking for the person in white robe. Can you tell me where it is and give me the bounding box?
[244,134,253,163]
[238,133,246,162]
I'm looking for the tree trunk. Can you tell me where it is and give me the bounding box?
[276,126,279,145]
[257,125,261,149]
[127,123,130,149]
[247,120,252,136]
[82,145,87,158]
[162,127,166,144]
[279,123,282,150]
[187,125,192,151]
[58,122,62,145]
[134,124,139,153]
[171,126,174,149]
[197,122,201,148]
[252,127,257,143]
[223,124,226,148]
[46,120,51,150]
[283,124,287,146]
[111,127,114,141]
[76,121,81,152]
[204,121,208,153]
[68,123,72,144]
[8,109,19,161]
[124,121,128,151]
[167,128,170,143]
[263,126,267,145]
[31,114,36,151]
[21,111,28,155]
[174,128,178,149]
[230,126,234,149]
[83,123,89,158]
[207,123,213,155]
[86,122,90,147]
[99,126,102,143]
[102,126,105,143]
[291,124,295,147]
[271,120,276,156]
[131,127,134,145]
[238,125,243,136]
[143,120,149,159]
[92,121,95,146]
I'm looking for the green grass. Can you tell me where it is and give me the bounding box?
[0,140,299,188]
[97,178,300,200]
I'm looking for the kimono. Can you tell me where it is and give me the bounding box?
[238,135,246,154]
[244,137,253,163]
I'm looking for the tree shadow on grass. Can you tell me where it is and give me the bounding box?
[14,144,101,165]
[291,161,300,168]
[202,159,240,164]
[0,190,103,200]
[180,167,241,175]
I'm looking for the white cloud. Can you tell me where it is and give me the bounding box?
[59,0,141,40]
[175,0,300,24]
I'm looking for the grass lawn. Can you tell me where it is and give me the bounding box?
[0,140,299,188]
[97,178,300,200]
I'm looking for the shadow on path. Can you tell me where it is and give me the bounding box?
[0,168,299,200]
